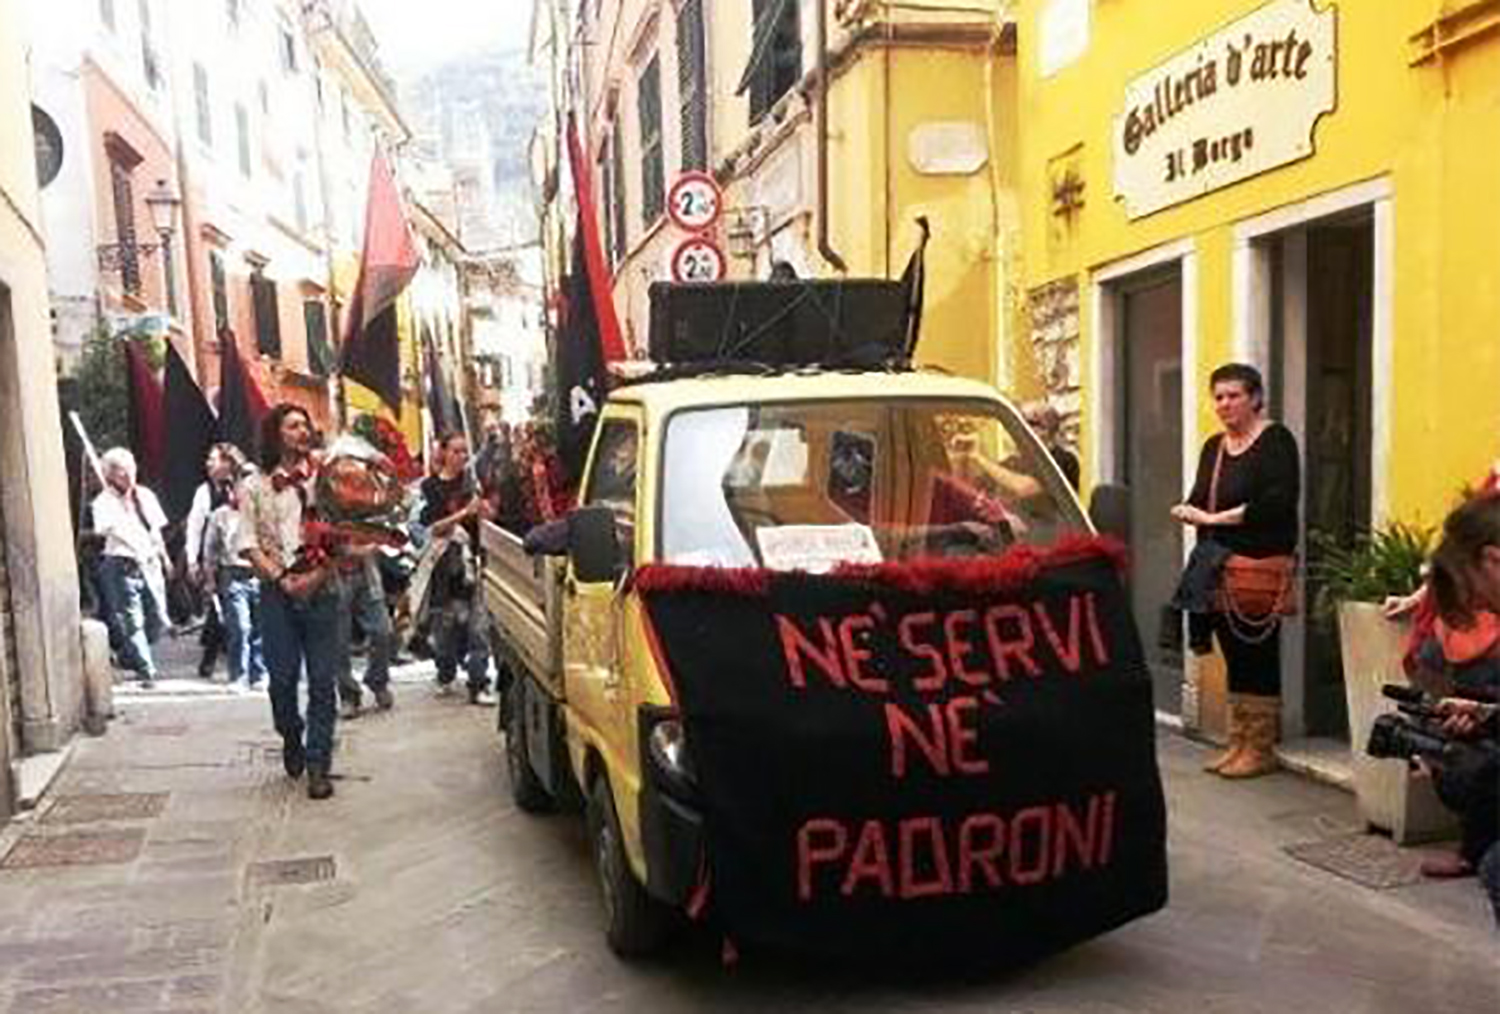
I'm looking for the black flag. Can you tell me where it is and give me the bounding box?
[217,330,268,460]
[554,228,606,485]
[162,342,217,521]
[898,216,930,361]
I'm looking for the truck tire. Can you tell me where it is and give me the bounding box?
[586,777,672,958]
[503,683,553,814]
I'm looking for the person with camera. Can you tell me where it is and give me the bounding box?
[1414,492,1500,916]
[1172,363,1301,779]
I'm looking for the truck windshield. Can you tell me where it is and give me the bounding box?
[660,400,1087,570]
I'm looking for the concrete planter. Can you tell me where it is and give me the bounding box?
[1338,601,1458,844]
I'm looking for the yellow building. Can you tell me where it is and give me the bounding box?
[1014,0,1500,741]
[563,0,1018,384]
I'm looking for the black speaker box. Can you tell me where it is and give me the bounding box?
[648,280,908,367]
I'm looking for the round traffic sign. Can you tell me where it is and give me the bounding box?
[670,236,726,283]
[667,171,722,232]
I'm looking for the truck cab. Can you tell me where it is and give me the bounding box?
[484,368,1138,956]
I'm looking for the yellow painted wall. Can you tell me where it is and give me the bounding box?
[828,43,1008,385]
[1016,0,1500,519]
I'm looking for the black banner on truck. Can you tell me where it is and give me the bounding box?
[635,539,1168,962]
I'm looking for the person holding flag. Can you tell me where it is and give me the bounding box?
[93,448,170,688]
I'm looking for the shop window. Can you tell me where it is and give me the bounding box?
[250,266,280,358]
[637,55,664,228]
[678,0,708,171]
[744,0,801,124]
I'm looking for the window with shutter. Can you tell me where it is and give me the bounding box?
[235,104,251,177]
[638,56,664,227]
[209,250,229,335]
[251,268,280,358]
[193,64,212,146]
[100,0,115,30]
[108,157,141,295]
[611,119,627,264]
[677,0,708,171]
[304,300,332,376]
[747,0,801,125]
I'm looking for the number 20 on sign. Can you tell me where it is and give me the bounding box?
[667,171,722,232]
[670,237,726,283]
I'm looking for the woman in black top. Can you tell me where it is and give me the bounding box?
[1172,363,1300,779]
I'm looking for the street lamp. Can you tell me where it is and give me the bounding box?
[144,178,181,318]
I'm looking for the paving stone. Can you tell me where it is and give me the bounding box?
[42,793,169,825]
[6,978,166,1013]
[0,829,146,869]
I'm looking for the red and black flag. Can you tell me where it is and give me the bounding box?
[554,116,627,484]
[340,152,419,412]
[162,341,217,521]
[216,329,268,460]
[124,338,165,484]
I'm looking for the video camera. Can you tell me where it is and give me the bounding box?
[1365,685,1499,767]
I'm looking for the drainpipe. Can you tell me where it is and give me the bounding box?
[817,0,847,273]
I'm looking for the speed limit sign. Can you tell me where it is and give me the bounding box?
[667,171,722,232]
[670,236,727,283]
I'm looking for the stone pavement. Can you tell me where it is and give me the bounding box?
[0,629,1494,1013]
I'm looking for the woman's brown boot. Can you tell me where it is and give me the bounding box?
[1202,695,1246,773]
[1219,695,1280,779]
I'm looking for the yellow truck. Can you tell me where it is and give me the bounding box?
[482,368,1165,961]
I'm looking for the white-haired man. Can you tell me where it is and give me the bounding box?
[92,448,169,687]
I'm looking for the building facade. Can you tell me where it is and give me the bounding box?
[551,0,1020,383]
[1,0,88,817]
[1014,0,1500,740]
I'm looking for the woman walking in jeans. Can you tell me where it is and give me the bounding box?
[238,405,341,800]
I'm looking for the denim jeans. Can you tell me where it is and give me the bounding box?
[433,595,491,691]
[98,556,163,679]
[336,557,393,704]
[260,577,343,772]
[217,568,267,686]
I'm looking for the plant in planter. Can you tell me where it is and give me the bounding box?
[1310,523,1433,618]
[1310,523,1452,842]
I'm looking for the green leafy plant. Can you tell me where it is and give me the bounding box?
[1309,522,1434,618]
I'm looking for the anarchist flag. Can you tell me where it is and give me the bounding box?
[217,329,268,460]
[554,229,607,486]
[162,341,217,521]
[635,539,1168,963]
[899,216,930,361]
[124,338,165,484]
[340,151,420,412]
[422,329,461,438]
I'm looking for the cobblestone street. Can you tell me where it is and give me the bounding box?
[0,633,1494,1013]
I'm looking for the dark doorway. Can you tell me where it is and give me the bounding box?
[1302,215,1374,737]
[1117,267,1184,714]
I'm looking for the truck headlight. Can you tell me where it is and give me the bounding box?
[648,717,695,789]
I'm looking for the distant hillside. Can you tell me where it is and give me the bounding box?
[400,47,546,248]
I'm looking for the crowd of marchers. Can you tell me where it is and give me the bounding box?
[81,404,571,800]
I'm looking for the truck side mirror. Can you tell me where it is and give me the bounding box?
[1089,483,1131,544]
[568,505,621,584]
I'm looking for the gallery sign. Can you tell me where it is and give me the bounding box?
[1112,0,1336,220]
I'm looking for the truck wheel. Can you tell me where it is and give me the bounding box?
[586,777,671,958]
[503,684,553,814]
